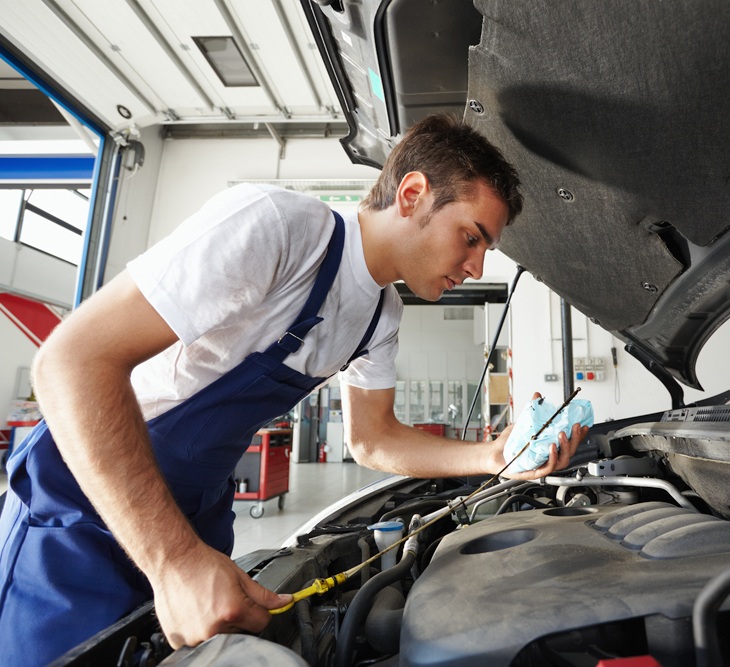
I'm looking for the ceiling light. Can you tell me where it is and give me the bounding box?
[193,36,257,87]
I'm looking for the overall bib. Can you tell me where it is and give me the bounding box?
[0,212,384,666]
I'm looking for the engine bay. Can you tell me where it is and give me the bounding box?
[57,399,730,667]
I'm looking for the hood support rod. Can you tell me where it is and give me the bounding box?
[625,343,685,409]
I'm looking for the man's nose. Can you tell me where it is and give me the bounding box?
[464,250,484,280]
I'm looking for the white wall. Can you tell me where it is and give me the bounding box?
[396,306,485,382]
[0,315,38,417]
[147,136,378,246]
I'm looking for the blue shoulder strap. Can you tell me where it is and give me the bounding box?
[265,211,346,362]
[340,288,387,371]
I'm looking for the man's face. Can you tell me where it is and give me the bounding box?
[400,180,509,302]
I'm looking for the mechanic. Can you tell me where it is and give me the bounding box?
[0,114,587,666]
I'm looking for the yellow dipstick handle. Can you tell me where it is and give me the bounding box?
[269,573,348,615]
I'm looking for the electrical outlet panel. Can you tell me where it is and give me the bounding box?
[574,356,607,381]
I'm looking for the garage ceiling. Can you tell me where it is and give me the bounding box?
[0,0,347,140]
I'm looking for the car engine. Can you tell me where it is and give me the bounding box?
[57,400,730,667]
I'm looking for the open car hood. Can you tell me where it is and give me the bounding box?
[301,0,730,390]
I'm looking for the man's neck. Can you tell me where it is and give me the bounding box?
[356,206,402,287]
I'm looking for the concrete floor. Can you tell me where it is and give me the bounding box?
[231,461,390,559]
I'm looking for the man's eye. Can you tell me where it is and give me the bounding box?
[467,234,478,247]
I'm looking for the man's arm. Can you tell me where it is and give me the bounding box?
[33,270,289,648]
[341,384,586,479]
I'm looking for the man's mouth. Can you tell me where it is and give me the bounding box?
[446,278,456,290]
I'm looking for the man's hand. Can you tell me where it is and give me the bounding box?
[151,543,293,649]
[485,392,589,480]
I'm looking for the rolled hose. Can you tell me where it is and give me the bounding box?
[693,566,730,667]
[295,597,316,666]
[365,586,406,654]
[334,549,417,667]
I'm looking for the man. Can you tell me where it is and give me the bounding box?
[0,115,587,665]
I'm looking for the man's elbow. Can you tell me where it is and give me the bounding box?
[346,437,377,468]
[345,429,378,470]
[345,424,396,472]
[31,328,89,404]
[31,340,60,401]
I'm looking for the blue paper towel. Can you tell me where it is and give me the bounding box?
[503,397,594,473]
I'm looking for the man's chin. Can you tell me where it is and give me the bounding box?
[402,279,443,302]
[411,287,442,302]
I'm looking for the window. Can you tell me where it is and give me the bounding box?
[394,381,406,423]
[0,190,22,240]
[447,381,463,427]
[409,380,426,424]
[1,187,90,265]
[429,381,444,422]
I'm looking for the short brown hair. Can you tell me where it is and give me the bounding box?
[361,114,523,224]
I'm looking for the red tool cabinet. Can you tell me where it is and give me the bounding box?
[413,423,447,436]
[233,428,292,518]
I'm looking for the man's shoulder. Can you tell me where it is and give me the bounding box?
[193,184,335,249]
[225,183,333,219]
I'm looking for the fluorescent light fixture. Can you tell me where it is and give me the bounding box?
[193,36,258,87]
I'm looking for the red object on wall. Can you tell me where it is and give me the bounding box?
[597,657,662,666]
[318,441,327,463]
[0,292,62,347]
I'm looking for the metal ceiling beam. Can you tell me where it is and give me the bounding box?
[212,0,289,118]
[161,114,344,125]
[264,122,286,159]
[40,0,157,114]
[123,0,216,112]
[270,0,324,111]
[162,121,348,140]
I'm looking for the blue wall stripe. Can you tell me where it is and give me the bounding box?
[0,155,96,181]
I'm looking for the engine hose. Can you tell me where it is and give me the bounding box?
[334,550,417,667]
[294,597,317,666]
[365,585,406,654]
[420,534,445,571]
[379,499,448,522]
[693,566,730,667]
[494,494,551,516]
[358,537,371,587]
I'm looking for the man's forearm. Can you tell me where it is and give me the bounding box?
[34,350,200,581]
[342,384,584,482]
[346,418,498,478]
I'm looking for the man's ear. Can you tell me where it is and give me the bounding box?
[395,172,430,218]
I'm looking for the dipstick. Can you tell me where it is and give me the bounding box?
[268,388,582,614]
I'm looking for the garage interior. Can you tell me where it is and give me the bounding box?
[2,0,730,552]
[2,5,730,665]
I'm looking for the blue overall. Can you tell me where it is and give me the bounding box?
[0,212,385,666]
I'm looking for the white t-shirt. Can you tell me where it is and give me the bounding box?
[127,184,403,421]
